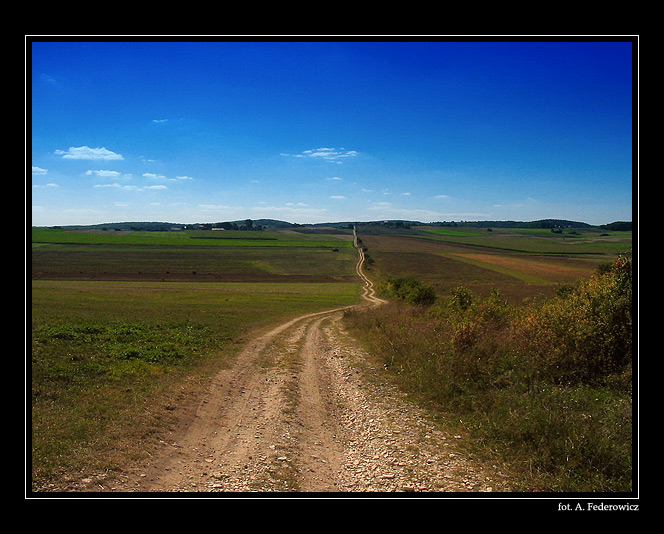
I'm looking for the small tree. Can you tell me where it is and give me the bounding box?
[449,286,474,312]
[378,277,436,306]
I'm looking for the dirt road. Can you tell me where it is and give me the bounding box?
[117,232,508,493]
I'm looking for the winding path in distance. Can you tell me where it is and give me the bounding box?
[353,226,387,307]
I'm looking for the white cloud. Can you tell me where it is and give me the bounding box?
[86,169,121,178]
[329,195,346,200]
[32,166,48,175]
[144,173,194,182]
[40,74,58,85]
[152,119,168,123]
[93,183,139,190]
[281,147,359,164]
[93,182,167,191]
[55,146,124,160]
[434,195,449,199]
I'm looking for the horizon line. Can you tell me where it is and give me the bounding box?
[32,216,633,229]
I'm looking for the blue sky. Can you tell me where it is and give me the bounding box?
[31,39,634,226]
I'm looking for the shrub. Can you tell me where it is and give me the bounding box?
[378,276,437,306]
[449,285,474,312]
[510,255,632,386]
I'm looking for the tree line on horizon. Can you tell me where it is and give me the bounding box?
[43,218,632,232]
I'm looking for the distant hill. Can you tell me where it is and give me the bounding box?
[41,218,631,232]
[52,221,177,231]
[598,221,632,231]
[427,219,594,229]
[49,219,297,231]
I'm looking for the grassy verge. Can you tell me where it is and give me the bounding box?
[343,256,633,492]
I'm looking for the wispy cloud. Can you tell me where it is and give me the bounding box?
[32,166,48,175]
[86,170,122,178]
[329,195,346,200]
[93,183,167,191]
[144,173,194,181]
[93,183,139,190]
[281,147,358,164]
[55,146,124,160]
[40,74,58,85]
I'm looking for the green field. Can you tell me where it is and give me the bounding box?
[30,226,361,490]
[32,244,358,282]
[30,223,633,491]
[417,226,632,255]
[32,227,357,283]
[32,227,352,248]
[357,225,632,303]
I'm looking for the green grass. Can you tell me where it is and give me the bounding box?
[32,227,351,248]
[31,225,361,490]
[32,280,361,324]
[31,280,361,489]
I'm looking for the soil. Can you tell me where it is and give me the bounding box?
[87,241,513,494]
